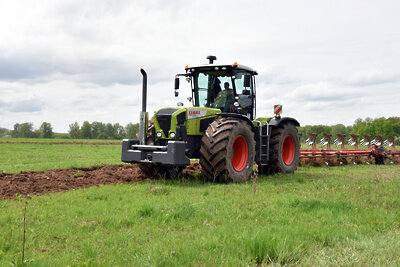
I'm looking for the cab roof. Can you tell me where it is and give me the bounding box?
[186,63,258,75]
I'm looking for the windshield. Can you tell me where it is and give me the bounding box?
[193,70,252,109]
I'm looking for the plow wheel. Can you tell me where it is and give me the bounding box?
[267,122,300,174]
[138,163,184,179]
[199,118,255,182]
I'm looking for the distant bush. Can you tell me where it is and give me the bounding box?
[68,121,138,140]
[39,122,54,138]
[11,122,36,138]
[395,137,400,146]
[11,122,54,138]
[352,117,400,139]
[54,133,69,139]
[0,127,10,137]
[298,117,400,142]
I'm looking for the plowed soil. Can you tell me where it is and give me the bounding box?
[0,162,202,199]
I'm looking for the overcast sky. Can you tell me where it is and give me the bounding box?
[0,0,399,133]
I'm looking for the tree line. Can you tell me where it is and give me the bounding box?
[10,122,55,138]
[298,117,400,145]
[3,117,400,143]
[68,121,139,139]
[4,121,139,140]
[0,127,11,137]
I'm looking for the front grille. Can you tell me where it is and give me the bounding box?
[156,108,178,137]
[157,115,171,136]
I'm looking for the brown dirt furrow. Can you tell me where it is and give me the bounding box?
[0,164,146,199]
[0,162,202,199]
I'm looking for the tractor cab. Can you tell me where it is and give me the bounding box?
[175,56,258,120]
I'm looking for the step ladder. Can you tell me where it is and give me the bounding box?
[254,121,270,166]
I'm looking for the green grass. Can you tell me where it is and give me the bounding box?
[0,143,122,173]
[1,165,400,266]
[0,137,121,143]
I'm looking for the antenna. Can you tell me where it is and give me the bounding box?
[206,55,217,64]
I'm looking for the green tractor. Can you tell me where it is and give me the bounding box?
[122,56,300,182]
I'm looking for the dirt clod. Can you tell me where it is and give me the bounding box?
[181,161,202,176]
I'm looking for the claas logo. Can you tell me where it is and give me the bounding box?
[189,110,201,115]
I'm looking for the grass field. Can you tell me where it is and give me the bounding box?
[0,140,121,173]
[1,139,400,266]
[0,138,121,144]
[1,168,400,265]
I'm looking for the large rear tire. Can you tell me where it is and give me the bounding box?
[267,122,300,174]
[199,118,255,182]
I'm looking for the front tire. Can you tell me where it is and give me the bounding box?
[199,118,255,182]
[268,123,300,174]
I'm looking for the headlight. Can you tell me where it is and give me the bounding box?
[156,132,162,138]
[170,132,176,138]
[234,102,240,107]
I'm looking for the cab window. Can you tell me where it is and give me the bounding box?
[233,71,252,95]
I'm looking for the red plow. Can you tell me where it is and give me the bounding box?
[299,133,400,166]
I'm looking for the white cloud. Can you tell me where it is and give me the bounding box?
[288,82,358,102]
[7,98,45,113]
[343,70,400,87]
[0,0,400,132]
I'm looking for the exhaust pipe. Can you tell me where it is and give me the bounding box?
[139,69,148,145]
[140,69,147,112]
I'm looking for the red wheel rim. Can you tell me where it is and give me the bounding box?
[282,135,295,165]
[231,135,249,171]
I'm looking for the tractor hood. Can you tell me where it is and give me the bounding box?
[153,107,220,138]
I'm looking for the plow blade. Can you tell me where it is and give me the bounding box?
[299,132,400,166]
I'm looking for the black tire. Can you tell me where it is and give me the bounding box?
[267,122,300,174]
[199,118,255,182]
[138,163,184,179]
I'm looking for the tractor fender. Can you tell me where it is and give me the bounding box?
[268,117,300,127]
[216,113,255,130]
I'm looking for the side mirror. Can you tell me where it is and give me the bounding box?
[244,74,251,88]
[174,77,180,89]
